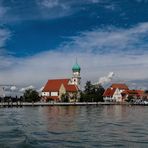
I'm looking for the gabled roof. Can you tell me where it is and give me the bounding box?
[136,90,144,95]
[110,83,129,90]
[42,79,78,92]
[103,87,116,97]
[43,79,69,92]
[122,90,144,97]
[66,85,78,92]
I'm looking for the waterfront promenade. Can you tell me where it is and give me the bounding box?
[0,102,131,107]
[1,101,148,107]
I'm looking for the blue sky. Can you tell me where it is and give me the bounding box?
[0,0,148,89]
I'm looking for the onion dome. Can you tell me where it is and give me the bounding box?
[72,63,81,72]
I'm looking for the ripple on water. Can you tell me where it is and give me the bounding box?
[0,106,148,147]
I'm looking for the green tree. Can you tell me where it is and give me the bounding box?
[79,91,85,102]
[84,81,92,94]
[61,93,69,102]
[23,89,40,102]
[80,81,105,102]
[127,95,134,102]
[94,85,105,102]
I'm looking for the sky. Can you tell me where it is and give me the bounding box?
[0,0,148,89]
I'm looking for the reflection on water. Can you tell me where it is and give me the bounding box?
[0,105,148,147]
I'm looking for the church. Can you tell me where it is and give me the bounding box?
[41,62,81,102]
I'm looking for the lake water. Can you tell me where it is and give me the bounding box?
[0,105,148,148]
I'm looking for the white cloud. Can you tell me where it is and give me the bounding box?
[36,0,100,19]
[40,0,59,8]
[0,23,148,89]
[89,0,100,3]
[0,28,11,48]
[0,50,148,89]
[0,0,123,21]
[0,28,12,68]
[37,0,101,9]
[63,22,148,54]
[136,0,148,3]
[0,2,10,23]
[99,72,115,85]
[10,86,17,91]
[39,0,68,9]
[19,85,35,92]
[104,4,116,11]
[0,6,7,19]
[36,0,74,19]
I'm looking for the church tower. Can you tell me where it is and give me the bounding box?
[71,60,81,87]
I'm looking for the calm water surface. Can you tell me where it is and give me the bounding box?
[0,105,148,148]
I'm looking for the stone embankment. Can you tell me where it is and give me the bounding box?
[0,102,130,107]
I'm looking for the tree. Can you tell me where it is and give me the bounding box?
[94,85,105,102]
[84,81,92,94]
[127,95,134,102]
[80,81,105,102]
[79,91,85,102]
[61,93,69,102]
[23,89,40,102]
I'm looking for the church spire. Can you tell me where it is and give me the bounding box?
[72,59,81,72]
[71,60,81,87]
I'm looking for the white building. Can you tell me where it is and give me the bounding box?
[42,62,81,102]
[70,62,81,88]
[103,83,129,102]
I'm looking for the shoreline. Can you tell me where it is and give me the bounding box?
[0,102,148,107]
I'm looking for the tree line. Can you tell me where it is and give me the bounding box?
[21,83,148,103]
[21,81,105,103]
[61,81,105,102]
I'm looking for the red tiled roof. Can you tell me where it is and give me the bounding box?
[136,90,144,95]
[43,79,69,92]
[122,90,137,95]
[122,90,144,97]
[66,85,78,92]
[42,79,78,92]
[110,83,129,90]
[103,88,116,97]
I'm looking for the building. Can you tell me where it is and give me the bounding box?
[110,83,129,91]
[103,83,129,102]
[70,62,81,88]
[122,90,145,101]
[42,62,81,102]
